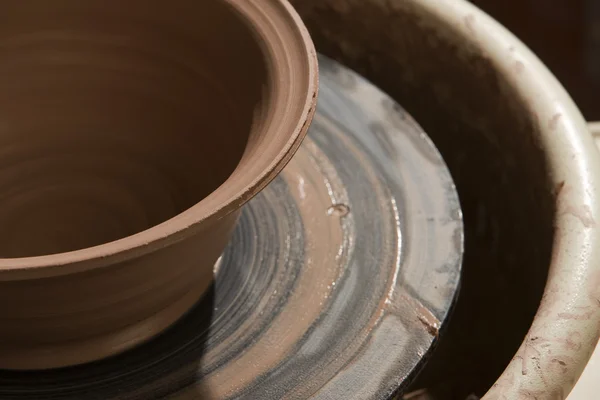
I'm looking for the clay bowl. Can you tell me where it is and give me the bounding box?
[0,0,317,370]
[293,0,600,398]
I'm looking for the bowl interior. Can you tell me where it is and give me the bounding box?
[0,0,270,258]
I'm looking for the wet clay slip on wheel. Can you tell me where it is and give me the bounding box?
[293,0,600,397]
[0,0,317,370]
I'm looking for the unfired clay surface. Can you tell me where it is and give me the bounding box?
[0,0,317,370]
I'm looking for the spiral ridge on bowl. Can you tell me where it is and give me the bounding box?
[0,0,271,258]
[0,0,318,370]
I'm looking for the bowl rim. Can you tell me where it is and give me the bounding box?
[0,0,318,278]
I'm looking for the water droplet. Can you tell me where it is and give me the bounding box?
[327,203,350,217]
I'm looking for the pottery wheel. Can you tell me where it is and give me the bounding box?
[0,55,463,400]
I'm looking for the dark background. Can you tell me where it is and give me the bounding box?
[470,0,600,121]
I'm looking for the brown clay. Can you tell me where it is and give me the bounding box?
[0,0,317,369]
